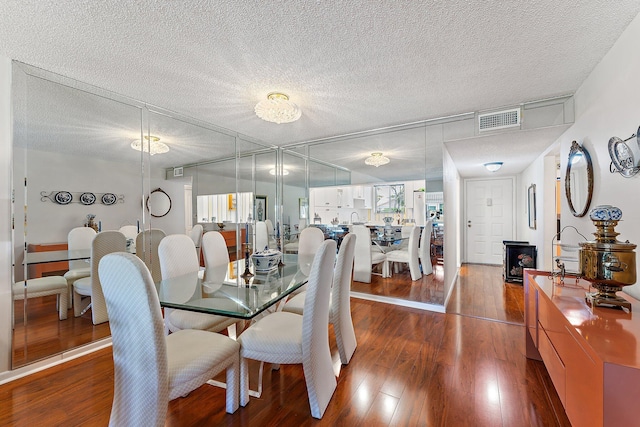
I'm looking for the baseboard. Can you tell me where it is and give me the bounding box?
[350,291,446,313]
[0,337,112,385]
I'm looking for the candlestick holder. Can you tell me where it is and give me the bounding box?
[241,242,254,279]
[276,236,285,267]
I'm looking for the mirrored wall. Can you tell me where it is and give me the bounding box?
[10,62,272,368]
[281,122,445,307]
[10,61,446,369]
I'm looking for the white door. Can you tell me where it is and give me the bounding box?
[465,178,514,264]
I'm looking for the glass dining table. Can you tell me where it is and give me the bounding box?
[156,253,311,320]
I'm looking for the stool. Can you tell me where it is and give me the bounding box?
[13,276,69,321]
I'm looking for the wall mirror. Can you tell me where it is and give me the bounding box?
[147,188,171,217]
[12,63,145,368]
[565,140,593,217]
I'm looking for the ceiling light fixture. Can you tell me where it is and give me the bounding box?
[484,162,503,172]
[365,152,390,167]
[131,135,169,155]
[255,92,301,124]
[269,168,289,176]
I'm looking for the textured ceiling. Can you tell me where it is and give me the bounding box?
[2,1,640,176]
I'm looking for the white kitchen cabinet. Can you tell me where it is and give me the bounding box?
[339,187,353,208]
[312,187,338,208]
[362,186,373,209]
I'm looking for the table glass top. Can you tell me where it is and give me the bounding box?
[24,249,91,265]
[156,253,311,319]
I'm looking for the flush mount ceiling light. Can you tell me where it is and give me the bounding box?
[484,162,503,172]
[269,168,289,175]
[365,152,390,167]
[130,135,169,155]
[255,92,302,124]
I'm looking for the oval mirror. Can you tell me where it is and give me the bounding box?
[565,141,593,217]
[146,188,172,217]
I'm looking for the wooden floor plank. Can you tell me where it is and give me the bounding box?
[1,264,572,426]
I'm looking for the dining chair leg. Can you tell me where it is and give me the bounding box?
[227,323,237,340]
[240,358,265,407]
[225,353,240,414]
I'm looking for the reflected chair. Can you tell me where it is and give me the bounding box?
[13,276,68,322]
[189,224,204,262]
[419,219,433,275]
[385,225,422,281]
[63,227,97,308]
[238,239,338,419]
[264,218,278,249]
[284,219,307,253]
[159,234,237,335]
[283,233,358,364]
[72,230,127,324]
[99,252,240,426]
[352,225,388,283]
[118,225,138,240]
[136,229,166,284]
[254,221,269,253]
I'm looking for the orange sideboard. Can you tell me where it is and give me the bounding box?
[27,243,69,278]
[525,270,640,427]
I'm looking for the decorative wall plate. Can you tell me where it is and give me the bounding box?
[608,136,638,177]
[54,191,72,205]
[79,192,96,205]
[101,193,117,205]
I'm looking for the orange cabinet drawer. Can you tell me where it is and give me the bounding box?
[537,292,566,336]
[538,325,566,405]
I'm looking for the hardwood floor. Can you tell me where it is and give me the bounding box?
[12,297,111,367]
[351,261,445,305]
[1,264,571,426]
[446,264,525,324]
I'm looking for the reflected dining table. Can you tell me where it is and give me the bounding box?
[156,253,310,320]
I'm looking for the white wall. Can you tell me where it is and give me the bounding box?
[557,12,640,298]
[518,146,559,271]
[443,146,461,306]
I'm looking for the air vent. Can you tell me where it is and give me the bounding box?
[173,167,184,177]
[478,108,521,132]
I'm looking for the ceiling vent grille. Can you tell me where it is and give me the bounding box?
[478,108,521,132]
[173,167,184,177]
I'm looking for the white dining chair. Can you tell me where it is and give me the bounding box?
[72,230,127,324]
[98,252,240,426]
[254,221,269,253]
[352,225,388,283]
[159,234,238,336]
[238,239,338,419]
[386,225,422,281]
[297,226,325,272]
[63,226,97,308]
[201,231,241,337]
[283,232,358,364]
[189,224,203,262]
[419,219,433,275]
[136,229,166,284]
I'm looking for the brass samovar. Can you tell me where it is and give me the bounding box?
[580,205,636,311]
